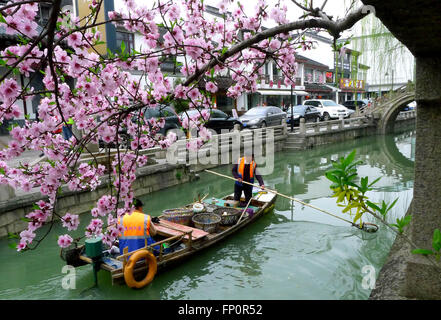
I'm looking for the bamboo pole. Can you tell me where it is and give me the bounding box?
[236,197,253,225]
[204,169,355,226]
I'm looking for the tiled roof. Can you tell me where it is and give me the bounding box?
[295,54,330,70]
[305,83,333,92]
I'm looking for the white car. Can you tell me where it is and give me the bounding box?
[303,99,350,121]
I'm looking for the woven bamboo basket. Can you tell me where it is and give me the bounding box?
[192,213,221,233]
[213,207,241,225]
[162,205,194,226]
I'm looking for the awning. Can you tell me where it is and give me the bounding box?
[257,90,309,96]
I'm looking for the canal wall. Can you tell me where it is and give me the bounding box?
[369,201,414,300]
[0,162,197,238]
[0,113,413,239]
[0,126,286,238]
[284,112,416,151]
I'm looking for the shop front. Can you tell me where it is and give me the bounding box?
[338,78,366,104]
[248,89,309,111]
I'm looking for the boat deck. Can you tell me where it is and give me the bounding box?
[154,219,209,241]
[76,190,277,286]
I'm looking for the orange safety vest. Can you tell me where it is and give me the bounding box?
[237,157,256,182]
[118,210,152,253]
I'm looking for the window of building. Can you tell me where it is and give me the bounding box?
[304,68,313,83]
[272,63,278,76]
[314,71,323,83]
[264,62,269,75]
[116,31,135,53]
[217,94,234,113]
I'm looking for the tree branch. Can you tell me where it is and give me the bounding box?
[183,6,370,87]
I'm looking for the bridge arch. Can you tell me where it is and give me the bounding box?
[377,92,416,134]
[376,132,415,172]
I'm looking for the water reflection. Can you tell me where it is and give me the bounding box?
[0,130,416,300]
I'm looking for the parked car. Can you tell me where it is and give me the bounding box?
[179,108,243,134]
[403,101,417,111]
[342,99,368,111]
[99,104,182,148]
[142,104,182,138]
[239,106,286,129]
[286,105,321,126]
[303,99,350,121]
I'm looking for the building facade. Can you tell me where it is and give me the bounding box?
[332,46,370,103]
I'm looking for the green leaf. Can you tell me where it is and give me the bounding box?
[7,232,18,239]
[432,229,441,252]
[366,200,381,212]
[8,242,17,250]
[0,13,6,23]
[412,249,434,255]
[402,215,412,225]
[387,198,399,212]
[368,177,381,187]
[0,167,5,175]
[325,172,339,183]
[343,150,356,167]
[360,176,368,188]
[32,204,40,210]
[120,41,126,53]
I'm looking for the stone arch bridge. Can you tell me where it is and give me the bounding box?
[359,85,416,134]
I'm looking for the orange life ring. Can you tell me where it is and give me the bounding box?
[123,249,157,289]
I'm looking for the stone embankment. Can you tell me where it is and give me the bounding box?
[0,112,416,238]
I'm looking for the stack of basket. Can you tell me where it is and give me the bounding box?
[161,205,195,226]
[192,213,221,233]
[213,207,241,225]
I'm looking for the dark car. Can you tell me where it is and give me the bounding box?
[239,106,286,129]
[142,105,182,138]
[342,100,368,111]
[179,108,243,134]
[286,105,321,126]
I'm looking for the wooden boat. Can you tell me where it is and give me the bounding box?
[64,189,277,288]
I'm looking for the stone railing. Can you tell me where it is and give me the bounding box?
[289,116,374,135]
[167,124,288,165]
[396,110,417,120]
[364,83,415,113]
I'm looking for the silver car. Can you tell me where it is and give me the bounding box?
[239,106,286,129]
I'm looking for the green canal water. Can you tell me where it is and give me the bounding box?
[0,131,415,300]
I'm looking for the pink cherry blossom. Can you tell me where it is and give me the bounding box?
[0,0,305,251]
[205,81,218,93]
[57,234,73,248]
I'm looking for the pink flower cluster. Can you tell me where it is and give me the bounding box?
[58,234,73,248]
[0,0,306,250]
[1,3,39,37]
[61,213,80,231]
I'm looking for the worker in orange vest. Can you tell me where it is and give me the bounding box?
[117,198,158,253]
[232,152,265,206]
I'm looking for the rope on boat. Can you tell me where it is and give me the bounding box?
[204,169,379,233]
